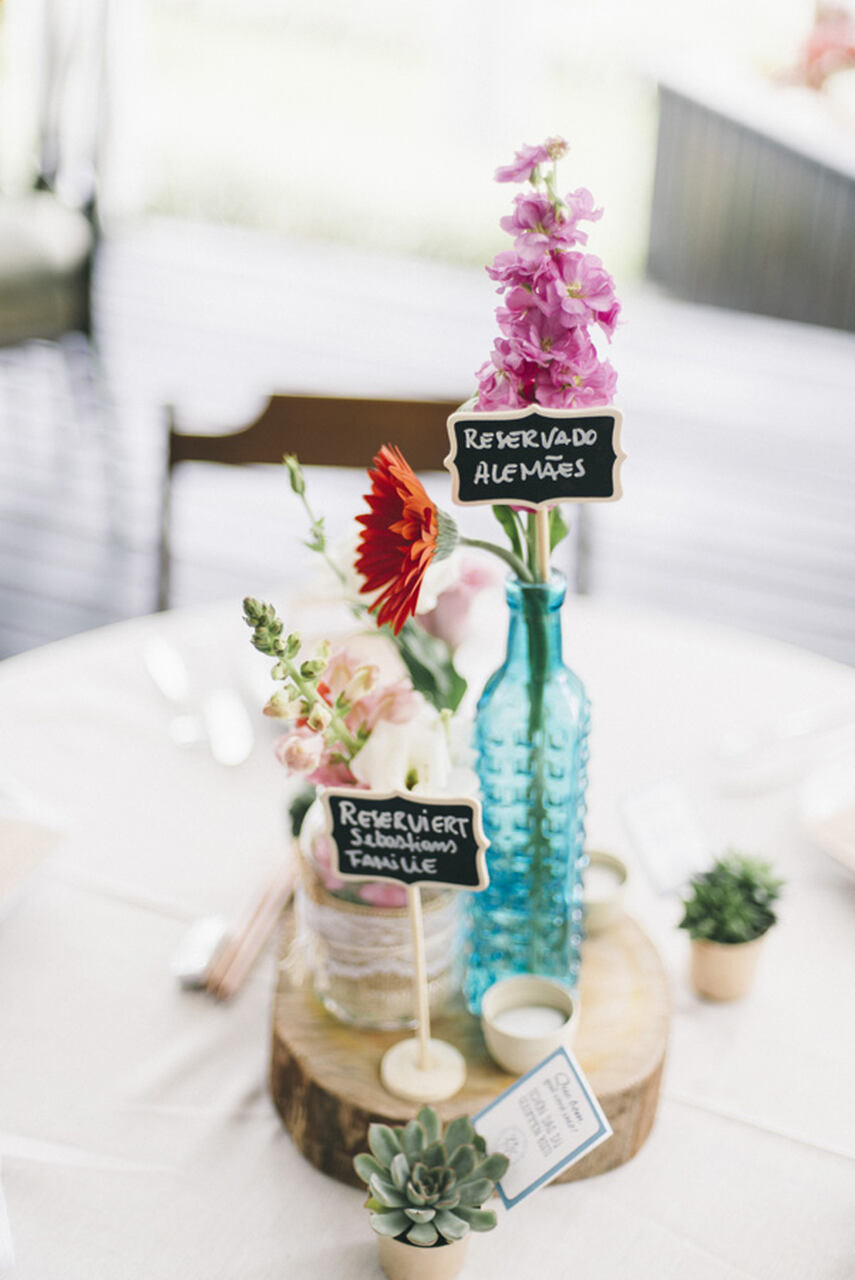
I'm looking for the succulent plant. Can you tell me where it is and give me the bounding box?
[354,1106,509,1248]
[679,853,784,944]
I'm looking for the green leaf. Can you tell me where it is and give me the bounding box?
[368,1123,402,1166]
[390,1152,410,1192]
[402,1119,425,1160]
[353,1153,385,1185]
[393,621,467,713]
[417,1107,441,1144]
[443,1116,475,1152]
[549,506,569,552]
[455,1206,498,1232]
[474,1153,510,1182]
[447,1145,476,1181]
[406,1222,439,1247]
[288,785,316,838]
[369,1211,409,1238]
[404,1208,436,1224]
[369,1175,407,1208]
[420,1141,446,1168]
[454,1178,492,1206]
[433,1209,470,1242]
[491,504,524,560]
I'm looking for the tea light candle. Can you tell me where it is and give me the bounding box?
[584,861,623,900]
[491,1004,568,1037]
[583,850,628,934]
[481,975,577,1075]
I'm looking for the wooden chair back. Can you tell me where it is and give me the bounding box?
[158,392,463,610]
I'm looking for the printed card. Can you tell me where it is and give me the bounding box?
[473,1047,612,1208]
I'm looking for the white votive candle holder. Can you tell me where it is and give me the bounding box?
[481,975,577,1076]
[583,850,628,935]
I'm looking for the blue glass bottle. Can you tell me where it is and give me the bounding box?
[463,572,590,1013]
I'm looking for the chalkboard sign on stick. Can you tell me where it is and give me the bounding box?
[321,789,489,892]
[445,404,624,509]
[320,787,488,1103]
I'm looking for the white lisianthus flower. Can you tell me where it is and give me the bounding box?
[350,701,453,794]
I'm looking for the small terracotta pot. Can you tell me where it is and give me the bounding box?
[377,1234,469,1280]
[690,934,767,1001]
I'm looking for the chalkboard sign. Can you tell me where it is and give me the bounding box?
[321,789,489,891]
[445,405,624,509]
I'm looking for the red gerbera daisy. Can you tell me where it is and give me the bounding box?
[356,445,456,635]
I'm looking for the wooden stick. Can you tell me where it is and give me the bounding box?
[535,507,551,582]
[206,862,295,1000]
[406,884,431,1070]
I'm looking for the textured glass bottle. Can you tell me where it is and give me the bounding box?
[463,572,590,1013]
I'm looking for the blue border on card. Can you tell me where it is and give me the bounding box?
[473,1046,611,1209]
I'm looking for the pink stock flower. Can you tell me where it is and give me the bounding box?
[562,187,603,244]
[495,143,550,184]
[498,188,602,264]
[536,354,617,408]
[485,249,539,287]
[476,141,620,411]
[500,192,564,264]
[497,305,596,368]
[537,252,620,337]
[494,137,568,184]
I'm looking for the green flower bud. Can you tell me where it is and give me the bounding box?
[282,454,306,496]
[300,658,326,679]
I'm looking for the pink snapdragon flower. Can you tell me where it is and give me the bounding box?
[358,678,420,730]
[272,640,424,789]
[275,727,323,774]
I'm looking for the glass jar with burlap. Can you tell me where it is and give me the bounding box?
[292,797,461,1029]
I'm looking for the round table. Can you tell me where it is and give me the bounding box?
[1,596,853,1279]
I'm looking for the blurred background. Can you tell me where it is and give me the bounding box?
[0,0,853,659]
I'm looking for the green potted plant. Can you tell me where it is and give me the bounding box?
[353,1105,509,1280]
[679,853,784,1000]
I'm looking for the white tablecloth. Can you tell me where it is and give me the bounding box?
[1,598,854,1279]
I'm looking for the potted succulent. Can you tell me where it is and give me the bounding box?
[679,853,784,1000]
[353,1105,509,1280]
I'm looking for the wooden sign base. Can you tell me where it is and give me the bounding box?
[380,1037,467,1103]
[271,908,670,1188]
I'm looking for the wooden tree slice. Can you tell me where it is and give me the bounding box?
[270,908,669,1186]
